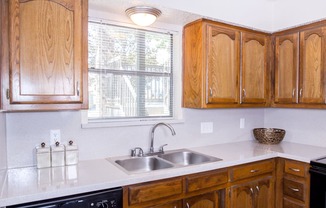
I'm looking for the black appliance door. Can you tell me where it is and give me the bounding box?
[6,187,122,208]
[310,168,326,208]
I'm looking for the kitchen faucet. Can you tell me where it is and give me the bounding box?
[148,122,176,155]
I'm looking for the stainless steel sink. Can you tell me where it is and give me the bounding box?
[115,156,173,173]
[158,149,222,166]
[109,149,222,174]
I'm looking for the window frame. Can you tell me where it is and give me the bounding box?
[82,18,183,128]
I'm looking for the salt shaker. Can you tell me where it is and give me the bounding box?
[51,141,65,167]
[65,140,78,165]
[36,142,51,168]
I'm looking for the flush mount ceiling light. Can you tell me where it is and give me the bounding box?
[125,6,161,27]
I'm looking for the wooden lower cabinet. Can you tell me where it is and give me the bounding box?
[123,158,311,208]
[230,176,274,208]
[275,158,310,208]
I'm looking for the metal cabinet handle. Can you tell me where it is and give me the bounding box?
[292,89,295,98]
[250,169,259,173]
[76,81,80,96]
[299,88,303,97]
[256,185,260,192]
[186,202,190,208]
[289,187,300,192]
[289,167,300,172]
[209,88,213,97]
[242,89,246,99]
[250,187,254,195]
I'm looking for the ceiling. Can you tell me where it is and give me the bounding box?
[89,0,203,26]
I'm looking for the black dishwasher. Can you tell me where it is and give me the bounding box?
[6,187,122,208]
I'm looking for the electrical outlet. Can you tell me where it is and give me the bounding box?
[240,118,245,129]
[201,122,213,134]
[50,129,61,145]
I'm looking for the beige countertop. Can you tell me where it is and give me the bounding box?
[1,141,326,207]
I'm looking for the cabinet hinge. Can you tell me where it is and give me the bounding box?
[6,89,10,99]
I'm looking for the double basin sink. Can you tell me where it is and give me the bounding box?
[109,149,222,174]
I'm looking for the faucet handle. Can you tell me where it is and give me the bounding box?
[159,144,168,153]
[131,147,144,157]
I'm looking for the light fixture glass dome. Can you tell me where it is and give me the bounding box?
[126,6,161,27]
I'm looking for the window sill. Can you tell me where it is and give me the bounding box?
[81,118,184,129]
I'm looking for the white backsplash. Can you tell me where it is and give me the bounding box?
[5,108,264,168]
[0,113,7,170]
[264,108,326,147]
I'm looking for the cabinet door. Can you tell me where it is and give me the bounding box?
[230,181,255,208]
[184,192,218,208]
[146,200,182,208]
[274,33,299,104]
[9,0,86,105]
[255,177,274,208]
[206,25,240,104]
[241,32,269,104]
[0,1,2,109]
[299,27,326,104]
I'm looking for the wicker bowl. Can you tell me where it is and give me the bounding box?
[253,128,286,144]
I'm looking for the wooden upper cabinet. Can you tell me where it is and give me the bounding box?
[183,19,270,108]
[3,0,88,110]
[183,20,204,108]
[241,32,269,104]
[299,27,326,104]
[274,33,299,104]
[206,25,240,104]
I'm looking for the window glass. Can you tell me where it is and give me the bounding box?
[88,21,173,120]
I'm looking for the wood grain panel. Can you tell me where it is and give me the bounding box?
[9,0,84,104]
[128,178,183,205]
[184,192,217,208]
[230,159,274,182]
[299,27,326,104]
[206,25,239,104]
[284,160,308,178]
[145,200,182,208]
[274,33,299,104]
[256,177,274,208]
[230,181,255,208]
[283,179,305,201]
[186,169,228,192]
[241,32,269,104]
[183,21,204,108]
[283,197,305,208]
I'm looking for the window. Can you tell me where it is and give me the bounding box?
[88,21,174,121]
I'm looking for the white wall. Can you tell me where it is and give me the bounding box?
[145,0,275,32]
[6,109,264,168]
[90,0,275,32]
[0,113,7,170]
[264,109,326,147]
[273,0,326,31]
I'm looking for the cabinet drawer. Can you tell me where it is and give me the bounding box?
[186,169,228,192]
[283,178,305,201]
[283,197,305,208]
[230,159,274,181]
[284,160,307,177]
[128,178,183,205]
